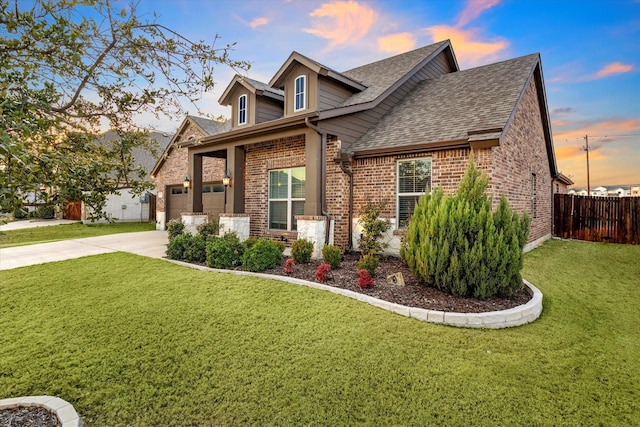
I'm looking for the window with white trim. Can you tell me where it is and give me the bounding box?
[397,158,431,228]
[269,167,305,231]
[294,75,306,112]
[238,94,247,125]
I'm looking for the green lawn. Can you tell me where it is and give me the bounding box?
[0,222,156,248]
[0,239,638,426]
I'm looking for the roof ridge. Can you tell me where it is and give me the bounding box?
[342,40,448,74]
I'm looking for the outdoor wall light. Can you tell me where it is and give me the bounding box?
[183,175,191,188]
[222,170,232,187]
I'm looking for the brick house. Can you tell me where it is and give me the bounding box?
[151,40,568,254]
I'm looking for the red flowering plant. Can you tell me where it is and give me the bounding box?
[284,258,295,274]
[357,269,374,289]
[315,263,332,283]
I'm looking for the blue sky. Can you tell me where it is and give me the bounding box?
[133,0,639,187]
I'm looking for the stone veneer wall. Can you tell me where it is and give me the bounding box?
[154,121,225,224]
[244,134,306,241]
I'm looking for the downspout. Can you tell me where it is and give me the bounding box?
[338,158,354,251]
[304,117,332,245]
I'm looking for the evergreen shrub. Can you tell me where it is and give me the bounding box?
[167,219,185,240]
[35,205,55,219]
[182,235,207,263]
[358,202,391,255]
[357,253,379,276]
[291,239,314,263]
[205,232,244,269]
[400,157,530,299]
[166,233,191,260]
[196,221,219,241]
[322,244,342,269]
[241,238,283,272]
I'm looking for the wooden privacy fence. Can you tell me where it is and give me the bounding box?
[554,194,640,245]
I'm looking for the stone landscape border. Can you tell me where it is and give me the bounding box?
[0,396,82,426]
[167,259,543,329]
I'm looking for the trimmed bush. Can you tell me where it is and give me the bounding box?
[166,233,191,260]
[167,219,185,240]
[244,236,259,249]
[400,157,530,299]
[315,263,331,283]
[322,244,342,269]
[196,221,219,241]
[357,269,374,289]
[241,238,283,272]
[357,253,379,276]
[13,207,28,219]
[35,205,55,219]
[358,202,390,255]
[284,258,295,274]
[291,239,314,264]
[206,232,244,269]
[183,235,207,263]
[272,240,286,253]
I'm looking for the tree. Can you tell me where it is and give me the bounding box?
[0,0,248,219]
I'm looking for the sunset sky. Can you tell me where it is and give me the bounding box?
[134,0,639,188]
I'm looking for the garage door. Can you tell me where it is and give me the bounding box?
[167,182,226,223]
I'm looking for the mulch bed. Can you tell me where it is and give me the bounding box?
[0,407,61,427]
[253,253,531,313]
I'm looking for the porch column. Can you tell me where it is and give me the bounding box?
[188,152,203,213]
[304,129,322,216]
[226,146,245,213]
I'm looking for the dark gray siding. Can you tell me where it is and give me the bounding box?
[318,77,355,111]
[256,96,284,123]
[321,51,455,148]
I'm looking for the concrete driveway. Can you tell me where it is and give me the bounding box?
[0,231,168,271]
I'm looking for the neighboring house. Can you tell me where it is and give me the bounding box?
[152,40,567,254]
[151,115,231,228]
[83,130,173,222]
[631,185,640,197]
[568,185,632,197]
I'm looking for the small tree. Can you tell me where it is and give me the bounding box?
[400,157,530,299]
[358,201,391,255]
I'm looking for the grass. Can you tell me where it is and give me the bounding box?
[0,222,156,248]
[0,239,638,426]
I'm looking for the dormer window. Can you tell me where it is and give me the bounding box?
[238,94,247,125]
[294,75,306,112]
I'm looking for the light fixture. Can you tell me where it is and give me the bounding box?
[183,175,191,188]
[222,170,232,187]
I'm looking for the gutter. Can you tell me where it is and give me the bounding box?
[337,154,354,251]
[304,117,332,246]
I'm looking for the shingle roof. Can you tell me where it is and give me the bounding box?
[242,77,284,98]
[348,53,539,153]
[338,41,450,108]
[187,115,232,135]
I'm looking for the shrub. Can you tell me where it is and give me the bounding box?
[196,221,219,241]
[322,244,342,269]
[206,232,244,269]
[13,207,28,219]
[357,253,379,276]
[182,235,207,263]
[358,201,390,255]
[241,238,283,272]
[35,205,55,219]
[400,157,530,299]
[284,258,295,274]
[272,240,286,253]
[244,236,259,249]
[167,219,185,240]
[357,269,374,289]
[315,263,332,283]
[166,233,191,260]
[291,239,314,263]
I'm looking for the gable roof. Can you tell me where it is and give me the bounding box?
[269,51,366,91]
[150,115,230,177]
[219,75,284,105]
[348,53,540,152]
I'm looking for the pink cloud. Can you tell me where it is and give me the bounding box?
[456,0,500,27]
[249,17,270,29]
[425,25,508,67]
[592,62,634,79]
[304,1,378,49]
[377,32,417,54]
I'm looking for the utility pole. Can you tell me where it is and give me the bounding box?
[584,135,590,196]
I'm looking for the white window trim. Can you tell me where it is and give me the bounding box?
[294,75,306,112]
[396,157,432,229]
[238,94,247,125]
[268,167,305,231]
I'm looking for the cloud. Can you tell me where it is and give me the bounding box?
[377,32,417,54]
[249,17,270,29]
[425,25,508,67]
[456,0,500,27]
[551,107,573,116]
[304,1,378,49]
[591,62,634,79]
